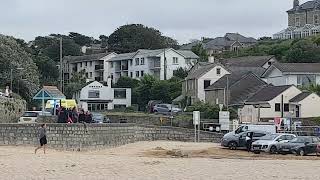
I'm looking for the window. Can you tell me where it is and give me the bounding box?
[141,71,144,77]
[268,61,272,65]
[90,61,92,67]
[275,103,281,112]
[130,72,133,77]
[173,57,178,64]
[85,62,88,67]
[111,73,114,80]
[110,62,113,68]
[284,103,289,112]
[114,104,127,109]
[136,71,140,77]
[135,58,140,66]
[80,63,82,68]
[114,89,127,99]
[88,103,108,111]
[88,90,100,98]
[140,58,145,65]
[204,80,211,89]
[216,68,221,75]
[297,75,316,87]
[85,73,88,78]
[89,72,92,78]
[314,14,319,25]
[295,17,300,27]
[130,60,133,66]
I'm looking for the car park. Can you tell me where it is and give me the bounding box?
[278,136,320,156]
[251,133,296,154]
[153,104,182,115]
[221,130,269,150]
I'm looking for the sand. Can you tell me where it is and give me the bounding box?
[0,141,320,180]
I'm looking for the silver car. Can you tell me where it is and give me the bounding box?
[153,104,182,115]
[251,133,296,154]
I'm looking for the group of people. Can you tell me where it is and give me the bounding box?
[55,106,93,124]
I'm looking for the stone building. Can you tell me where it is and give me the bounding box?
[274,0,320,39]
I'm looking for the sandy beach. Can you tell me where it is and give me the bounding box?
[0,141,320,180]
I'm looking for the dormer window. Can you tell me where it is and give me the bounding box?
[216,68,221,75]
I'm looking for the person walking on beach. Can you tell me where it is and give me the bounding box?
[35,124,47,154]
[246,132,253,152]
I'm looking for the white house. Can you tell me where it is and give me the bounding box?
[107,48,199,82]
[239,85,320,123]
[64,52,117,83]
[73,80,131,112]
[183,62,231,104]
[262,62,320,87]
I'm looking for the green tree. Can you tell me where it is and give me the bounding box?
[69,32,93,46]
[64,70,86,98]
[305,84,320,95]
[114,76,141,88]
[108,24,178,53]
[34,55,59,85]
[285,39,320,63]
[0,35,40,102]
[99,35,108,48]
[191,43,208,61]
[173,67,189,79]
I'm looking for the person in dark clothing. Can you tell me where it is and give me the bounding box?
[246,132,254,152]
[78,110,85,123]
[35,124,47,154]
[72,107,78,123]
[85,111,93,123]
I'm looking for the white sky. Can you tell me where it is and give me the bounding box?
[0,0,298,44]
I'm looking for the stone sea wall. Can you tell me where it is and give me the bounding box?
[0,123,223,151]
[0,97,26,123]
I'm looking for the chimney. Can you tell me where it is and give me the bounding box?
[293,0,299,8]
[208,56,215,63]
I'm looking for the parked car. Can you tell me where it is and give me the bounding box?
[221,130,269,150]
[153,104,182,115]
[18,111,39,124]
[251,133,296,154]
[147,100,162,113]
[92,113,109,123]
[278,136,320,156]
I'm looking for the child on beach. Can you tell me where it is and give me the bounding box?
[35,124,47,154]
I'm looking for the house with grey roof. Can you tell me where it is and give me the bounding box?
[262,62,320,87]
[182,62,230,104]
[180,33,257,57]
[63,52,117,83]
[274,0,320,39]
[239,84,320,123]
[204,72,267,108]
[107,48,199,83]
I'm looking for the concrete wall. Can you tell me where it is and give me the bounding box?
[0,124,223,151]
[300,93,320,118]
[0,97,26,123]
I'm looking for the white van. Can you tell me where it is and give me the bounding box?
[18,111,39,124]
[234,124,277,134]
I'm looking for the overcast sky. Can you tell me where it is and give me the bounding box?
[0,0,297,44]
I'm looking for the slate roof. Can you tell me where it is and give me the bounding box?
[33,86,66,100]
[288,0,320,12]
[186,62,218,79]
[289,92,312,102]
[225,33,257,44]
[272,62,320,74]
[219,56,275,68]
[176,50,199,59]
[245,85,292,103]
[227,66,267,77]
[109,52,137,61]
[205,72,267,106]
[64,53,112,63]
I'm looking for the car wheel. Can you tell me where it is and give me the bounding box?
[228,141,237,150]
[297,149,305,156]
[253,151,260,154]
[270,146,277,154]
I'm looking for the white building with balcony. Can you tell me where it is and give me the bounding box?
[73,80,131,112]
[107,48,199,82]
[64,52,117,83]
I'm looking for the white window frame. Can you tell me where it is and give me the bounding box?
[135,58,140,66]
[216,68,221,76]
[172,57,178,64]
[140,58,145,65]
[314,14,319,25]
[295,17,301,27]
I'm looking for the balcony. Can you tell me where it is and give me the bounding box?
[149,59,161,69]
[95,64,104,71]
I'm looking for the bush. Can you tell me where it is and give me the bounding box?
[185,102,220,119]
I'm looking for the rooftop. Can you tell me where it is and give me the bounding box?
[64,53,113,63]
[245,85,292,103]
[288,0,320,13]
[219,55,275,68]
[186,62,220,79]
[289,92,312,102]
[273,62,320,74]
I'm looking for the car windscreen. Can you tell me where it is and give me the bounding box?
[259,134,278,140]
[290,137,311,143]
[22,112,38,117]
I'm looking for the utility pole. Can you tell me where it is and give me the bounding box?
[163,48,167,80]
[10,69,13,92]
[226,75,229,111]
[59,37,63,92]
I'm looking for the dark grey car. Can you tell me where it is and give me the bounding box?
[278,136,320,156]
[153,104,182,115]
[221,130,268,150]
